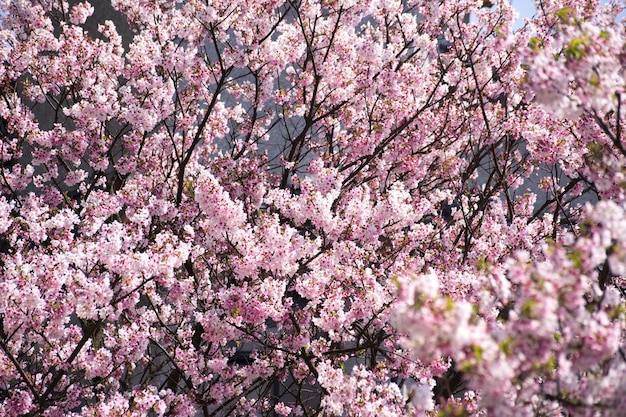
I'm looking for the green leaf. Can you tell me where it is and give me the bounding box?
[472,344,483,360]
[565,36,589,60]
[499,337,514,356]
[586,142,604,160]
[609,304,626,320]
[546,355,558,371]
[529,36,544,51]
[555,7,574,23]
[567,249,584,270]
[521,299,537,319]
[476,256,490,271]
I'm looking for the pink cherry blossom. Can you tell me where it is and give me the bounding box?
[1,0,626,415]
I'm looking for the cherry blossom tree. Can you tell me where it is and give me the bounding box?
[0,0,625,416]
